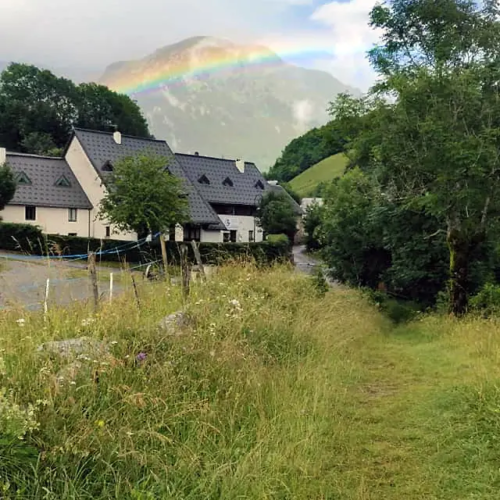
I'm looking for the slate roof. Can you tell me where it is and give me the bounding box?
[175,153,271,206]
[269,184,303,215]
[6,153,92,209]
[72,128,221,225]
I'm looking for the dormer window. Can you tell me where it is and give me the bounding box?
[15,171,32,185]
[55,175,71,188]
[222,177,234,187]
[254,180,265,190]
[198,174,210,185]
[102,160,114,172]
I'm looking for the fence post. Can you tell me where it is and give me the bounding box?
[160,232,169,281]
[190,240,206,282]
[180,244,190,300]
[109,273,114,303]
[88,252,99,312]
[44,278,50,319]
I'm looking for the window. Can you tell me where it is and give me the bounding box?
[254,180,265,190]
[102,161,114,172]
[230,230,237,243]
[222,177,234,187]
[198,174,210,185]
[68,208,77,222]
[105,226,111,238]
[55,175,71,187]
[25,206,36,221]
[184,227,201,242]
[249,230,254,242]
[223,232,230,243]
[16,172,32,185]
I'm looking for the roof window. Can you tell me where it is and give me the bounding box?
[55,175,71,187]
[102,160,114,172]
[198,174,210,185]
[254,180,265,190]
[222,177,234,187]
[15,171,32,185]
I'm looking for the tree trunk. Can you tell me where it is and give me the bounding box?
[447,224,484,317]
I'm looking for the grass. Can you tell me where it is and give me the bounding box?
[1,264,500,497]
[289,152,348,196]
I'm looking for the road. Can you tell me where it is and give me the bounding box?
[292,245,320,274]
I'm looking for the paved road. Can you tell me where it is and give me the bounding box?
[292,245,320,275]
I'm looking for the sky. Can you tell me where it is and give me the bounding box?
[0,0,380,90]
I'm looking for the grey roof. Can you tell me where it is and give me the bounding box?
[175,153,271,206]
[72,128,220,225]
[269,185,303,215]
[6,153,92,209]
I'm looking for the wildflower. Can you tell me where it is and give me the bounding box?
[110,341,118,345]
[70,381,76,386]
[95,420,105,428]
[136,352,147,362]
[16,319,25,327]
[229,299,241,308]
[81,318,95,327]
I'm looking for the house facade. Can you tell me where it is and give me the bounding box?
[0,128,301,243]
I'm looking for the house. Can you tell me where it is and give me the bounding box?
[0,128,301,243]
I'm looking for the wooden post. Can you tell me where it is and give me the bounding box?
[160,232,169,281]
[180,244,190,300]
[88,252,99,312]
[44,278,50,319]
[109,273,114,303]
[129,269,141,309]
[190,240,206,282]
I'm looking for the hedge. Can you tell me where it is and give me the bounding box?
[0,223,291,266]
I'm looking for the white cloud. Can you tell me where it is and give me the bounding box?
[309,0,381,90]
[292,99,315,132]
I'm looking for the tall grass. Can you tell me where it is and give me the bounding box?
[2,264,500,498]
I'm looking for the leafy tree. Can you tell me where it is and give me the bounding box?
[0,163,16,212]
[267,120,346,183]
[331,0,500,315]
[257,191,297,241]
[0,64,150,154]
[99,154,189,238]
[303,202,323,251]
[280,182,301,204]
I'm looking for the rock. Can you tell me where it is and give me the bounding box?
[158,311,191,336]
[37,337,109,359]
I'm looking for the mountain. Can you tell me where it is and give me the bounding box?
[100,36,359,170]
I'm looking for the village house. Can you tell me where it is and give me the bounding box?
[0,128,301,243]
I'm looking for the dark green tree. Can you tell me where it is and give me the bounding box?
[257,191,298,241]
[0,163,16,212]
[331,0,500,315]
[303,202,323,251]
[99,154,189,238]
[0,64,150,155]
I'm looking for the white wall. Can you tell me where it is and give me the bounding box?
[201,230,222,243]
[1,205,90,236]
[65,137,136,241]
[217,215,264,243]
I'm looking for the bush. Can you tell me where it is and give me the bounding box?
[266,234,289,245]
[0,224,291,266]
[470,283,500,316]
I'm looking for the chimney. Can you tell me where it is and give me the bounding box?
[0,148,5,165]
[113,131,122,145]
[235,158,245,173]
[194,152,199,156]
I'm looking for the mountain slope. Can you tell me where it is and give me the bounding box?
[100,37,359,170]
[289,153,348,196]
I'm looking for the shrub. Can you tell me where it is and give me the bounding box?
[470,283,500,316]
[0,223,44,252]
[266,234,289,245]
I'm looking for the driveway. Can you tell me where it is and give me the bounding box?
[292,245,320,275]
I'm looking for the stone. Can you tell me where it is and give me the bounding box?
[158,311,191,336]
[37,337,109,359]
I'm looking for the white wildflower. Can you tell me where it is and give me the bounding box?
[229,299,241,308]
[16,319,25,327]
[110,341,118,345]
[0,357,6,376]
[81,318,95,327]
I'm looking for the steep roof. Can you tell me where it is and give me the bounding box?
[175,153,270,206]
[6,153,92,209]
[72,128,221,225]
[269,184,303,215]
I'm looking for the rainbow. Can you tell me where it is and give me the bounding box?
[109,40,332,96]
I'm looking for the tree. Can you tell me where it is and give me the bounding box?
[0,64,150,155]
[0,164,16,212]
[99,154,189,237]
[303,202,323,251]
[332,0,500,315]
[257,191,297,241]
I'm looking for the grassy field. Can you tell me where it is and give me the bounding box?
[289,152,348,196]
[1,264,500,498]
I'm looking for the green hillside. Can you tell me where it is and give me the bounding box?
[289,153,348,196]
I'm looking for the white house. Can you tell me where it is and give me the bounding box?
[0,128,302,243]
